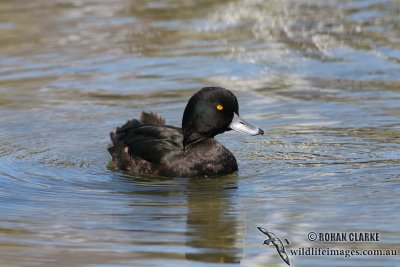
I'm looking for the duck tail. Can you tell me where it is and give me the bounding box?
[139,111,165,125]
[108,131,117,155]
[108,118,142,157]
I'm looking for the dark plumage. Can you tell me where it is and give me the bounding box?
[108,87,263,177]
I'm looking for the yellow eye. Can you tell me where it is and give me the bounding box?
[216,104,224,111]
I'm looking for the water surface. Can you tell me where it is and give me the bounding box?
[0,0,399,266]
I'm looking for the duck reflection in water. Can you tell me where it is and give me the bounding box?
[114,160,243,263]
[185,176,243,263]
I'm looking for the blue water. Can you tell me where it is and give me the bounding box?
[0,0,399,266]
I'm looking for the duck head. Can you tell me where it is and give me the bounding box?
[182,87,264,146]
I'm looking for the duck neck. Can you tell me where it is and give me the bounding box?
[183,130,210,148]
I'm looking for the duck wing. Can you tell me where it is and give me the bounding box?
[108,112,183,171]
[124,126,183,161]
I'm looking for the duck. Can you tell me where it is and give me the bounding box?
[108,87,264,177]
